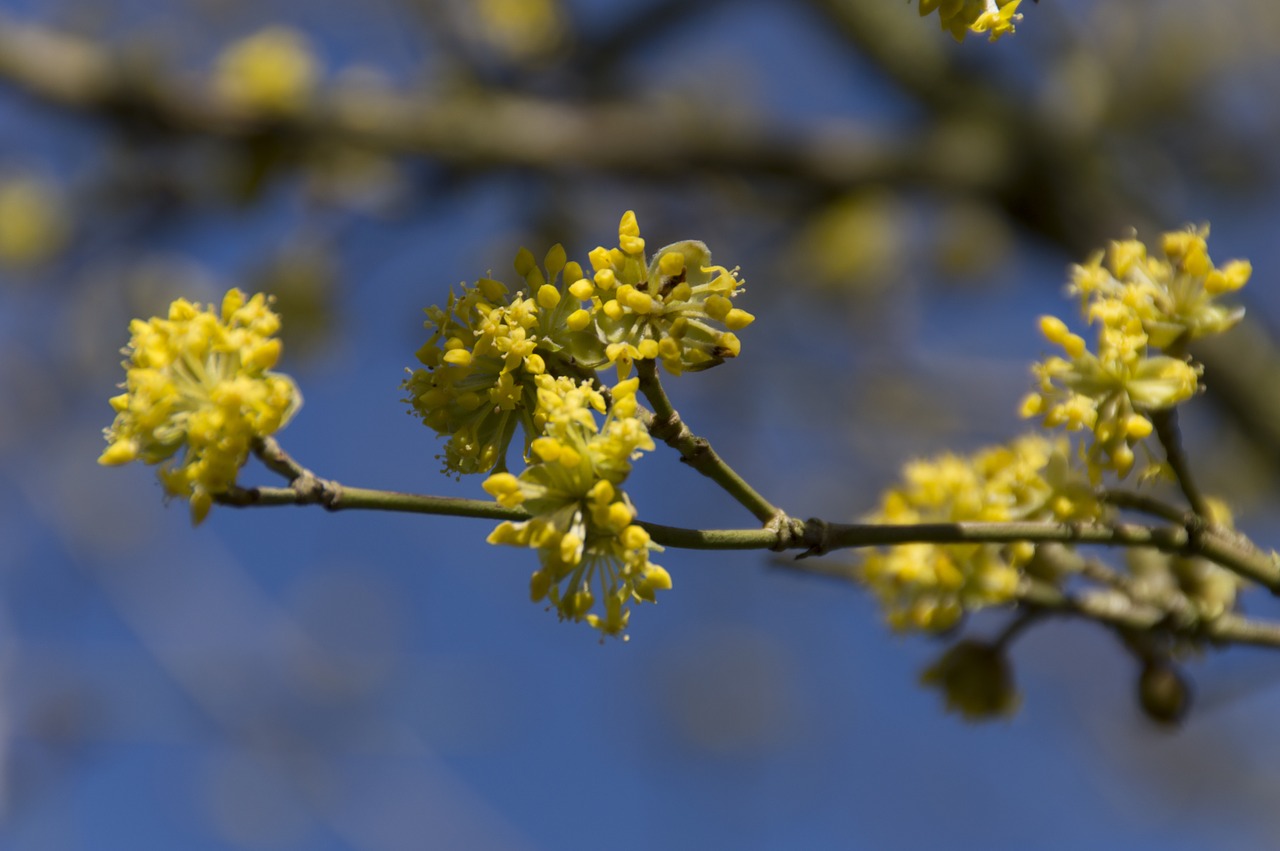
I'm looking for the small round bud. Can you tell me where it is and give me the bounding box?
[1138,661,1191,727]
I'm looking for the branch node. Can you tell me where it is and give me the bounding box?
[766,512,805,552]
[681,436,711,465]
[646,410,683,444]
[323,480,344,510]
[794,517,832,559]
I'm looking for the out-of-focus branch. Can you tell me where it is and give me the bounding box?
[1018,579,1280,649]
[0,14,983,192]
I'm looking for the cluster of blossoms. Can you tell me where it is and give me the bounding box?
[482,377,669,637]
[99,212,748,639]
[404,210,751,475]
[861,434,1099,631]
[402,211,750,635]
[861,225,1252,637]
[919,0,1023,42]
[98,289,301,523]
[1021,225,1249,480]
[402,244,603,475]
[586,212,753,376]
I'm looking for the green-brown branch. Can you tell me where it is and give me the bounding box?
[225,442,1280,592]
[634,359,783,526]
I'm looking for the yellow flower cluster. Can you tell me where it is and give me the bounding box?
[1022,226,1247,480]
[587,211,754,376]
[214,27,319,114]
[1069,225,1249,349]
[402,214,753,635]
[406,214,753,474]
[861,434,1098,631]
[483,377,669,638]
[919,0,1023,42]
[99,289,301,524]
[403,245,603,475]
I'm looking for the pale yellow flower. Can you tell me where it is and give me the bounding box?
[482,377,666,638]
[588,211,752,376]
[100,289,301,523]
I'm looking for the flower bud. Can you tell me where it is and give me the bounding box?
[1138,661,1191,727]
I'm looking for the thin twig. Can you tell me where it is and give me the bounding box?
[217,469,1280,592]
[1099,488,1189,524]
[1017,579,1280,649]
[993,609,1044,650]
[635,359,783,526]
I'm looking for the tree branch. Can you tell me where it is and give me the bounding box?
[0,14,956,191]
[635,359,783,525]
[1017,579,1280,649]
[219,457,1280,594]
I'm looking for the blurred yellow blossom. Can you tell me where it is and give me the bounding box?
[482,376,667,638]
[0,174,67,269]
[214,27,319,114]
[99,289,301,524]
[860,434,1098,631]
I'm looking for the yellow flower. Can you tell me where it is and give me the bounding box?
[1068,225,1249,349]
[1024,226,1244,481]
[403,244,603,475]
[860,435,1097,631]
[588,211,752,376]
[920,0,1022,42]
[214,27,319,114]
[970,0,1022,41]
[482,377,666,638]
[1023,307,1198,479]
[99,289,301,523]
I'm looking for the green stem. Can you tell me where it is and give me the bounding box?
[235,440,1280,591]
[219,483,528,520]
[634,359,782,525]
[252,435,308,481]
[218,477,1280,592]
